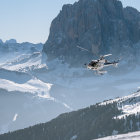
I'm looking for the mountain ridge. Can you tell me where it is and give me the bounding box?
[1,0,140,136]
[43,0,140,65]
[1,90,140,140]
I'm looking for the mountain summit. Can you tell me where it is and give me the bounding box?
[43,0,140,65]
[5,39,17,44]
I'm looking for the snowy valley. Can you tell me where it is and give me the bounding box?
[0,39,140,135]
[0,0,140,139]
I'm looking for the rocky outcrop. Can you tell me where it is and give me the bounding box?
[0,39,3,44]
[5,39,17,44]
[0,39,43,54]
[43,0,140,65]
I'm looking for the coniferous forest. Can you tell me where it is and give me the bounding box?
[1,101,140,140]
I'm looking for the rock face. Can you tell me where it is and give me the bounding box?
[0,39,43,55]
[43,0,140,65]
[5,39,17,44]
[0,39,3,44]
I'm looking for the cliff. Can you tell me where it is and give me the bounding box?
[43,0,140,65]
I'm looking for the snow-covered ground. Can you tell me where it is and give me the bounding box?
[0,41,73,134]
[100,90,140,119]
[0,78,52,99]
[0,40,140,134]
[95,131,140,140]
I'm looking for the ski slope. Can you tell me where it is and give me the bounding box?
[100,90,140,119]
[95,131,140,140]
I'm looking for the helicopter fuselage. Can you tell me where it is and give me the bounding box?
[87,59,118,71]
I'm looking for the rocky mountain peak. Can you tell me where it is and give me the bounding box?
[43,0,140,65]
[5,39,17,44]
[0,39,3,44]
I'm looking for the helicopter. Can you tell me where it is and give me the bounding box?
[77,46,120,75]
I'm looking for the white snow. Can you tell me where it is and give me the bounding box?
[101,90,140,119]
[0,52,47,72]
[1,41,140,134]
[13,114,18,122]
[0,78,52,99]
[70,135,77,140]
[62,103,73,110]
[95,131,140,140]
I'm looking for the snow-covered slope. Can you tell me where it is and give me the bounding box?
[0,41,71,134]
[0,39,140,134]
[95,131,140,140]
[100,90,140,119]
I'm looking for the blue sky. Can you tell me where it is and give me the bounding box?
[0,0,139,43]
